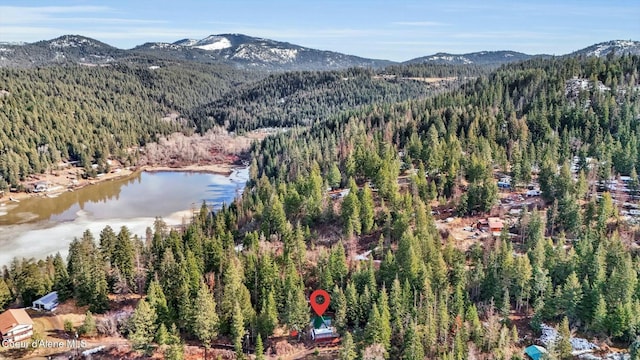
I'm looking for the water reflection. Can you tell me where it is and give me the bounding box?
[0,174,141,225]
[0,168,249,266]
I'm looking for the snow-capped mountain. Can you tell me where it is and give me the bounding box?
[1,35,638,70]
[190,35,232,51]
[405,50,534,66]
[134,33,393,70]
[569,40,640,58]
[0,35,125,67]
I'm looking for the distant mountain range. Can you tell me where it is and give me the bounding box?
[0,34,638,70]
[404,50,535,65]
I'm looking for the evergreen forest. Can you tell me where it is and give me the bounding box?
[1,53,640,359]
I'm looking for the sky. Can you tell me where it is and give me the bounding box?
[0,0,638,61]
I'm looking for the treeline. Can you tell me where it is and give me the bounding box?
[382,63,489,78]
[0,62,255,189]
[189,67,460,133]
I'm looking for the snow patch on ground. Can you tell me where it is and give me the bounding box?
[579,353,630,360]
[194,37,232,51]
[269,48,298,61]
[538,324,598,354]
[427,55,472,64]
[50,37,93,48]
[149,42,182,50]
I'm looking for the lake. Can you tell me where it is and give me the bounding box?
[0,168,249,266]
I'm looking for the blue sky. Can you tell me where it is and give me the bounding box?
[0,0,638,61]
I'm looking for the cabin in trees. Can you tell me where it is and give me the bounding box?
[32,291,59,312]
[0,309,34,344]
[478,217,505,237]
[309,317,340,344]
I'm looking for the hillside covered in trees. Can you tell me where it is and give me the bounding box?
[0,62,463,190]
[189,67,466,132]
[1,53,640,359]
[0,62,256,189]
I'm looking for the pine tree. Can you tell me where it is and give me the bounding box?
[561,272,583,323]
[378,289,392,351]
[402,321,424,360]
[220,256,255,333]
[232,301,245,359]
[147,279,170,327]
[329,243,348,286]
[129,299,158,351]
[81,311,97,337]
[328,163,342,189]
[389,277,405,337]
[340,332,357,360]
[284,286,308,332]
[257,290,278,338]
[0,278,12,311]
[591,295,608,334]
[396,231,419,285]
[359,285,372,327]
[99,225,117,266]
[466,304,483,346]
[52,252,71,301]
[155,323,169,345]
[191,282,219,354]
[345,280,359,326]
[165,343,184,360]
[557,317,572,360]
[90,267,110,314]
[332,285,347,332]
[114,226,135,287]
[365,304,383,345]
[341,183,361,236]
[360,186,375,234]
[255,335,265,360]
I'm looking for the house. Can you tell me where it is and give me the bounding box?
[524,345,547,360]
[309,316,340,344]
[0,309,34,343]
[488,217,505,236]
[32,291,59,311]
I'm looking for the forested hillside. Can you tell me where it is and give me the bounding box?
[0,62,256,188]
[1,54,640,359]
[0,63,461,189]
[189,67,461,132]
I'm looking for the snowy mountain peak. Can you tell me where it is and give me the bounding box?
[173,38,198,47]
[192,35,232,51]
[572,40,640,58]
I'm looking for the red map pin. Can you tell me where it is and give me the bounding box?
[310,289,330,316]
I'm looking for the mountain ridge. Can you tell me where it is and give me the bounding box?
[1,35,638,70]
